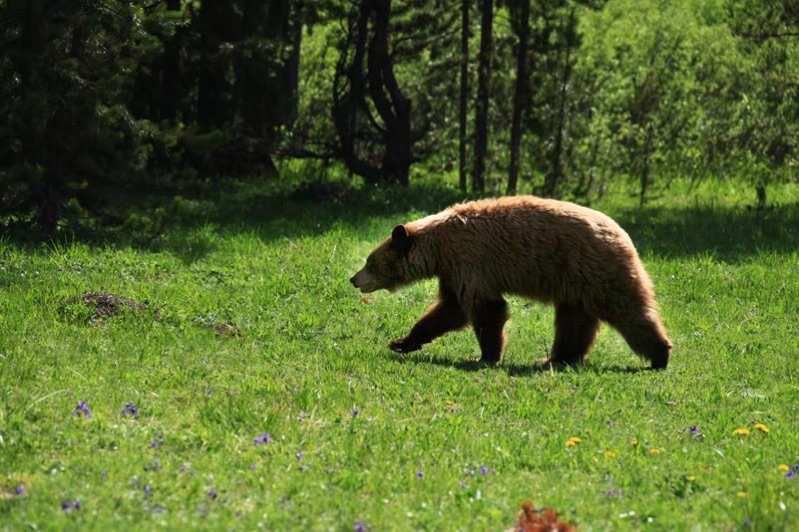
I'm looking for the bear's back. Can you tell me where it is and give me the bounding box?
[430,196,646,307]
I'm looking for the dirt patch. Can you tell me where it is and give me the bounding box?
[193,316,241,337]
[66,292,148,323]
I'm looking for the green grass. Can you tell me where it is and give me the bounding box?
[2,179,799,530]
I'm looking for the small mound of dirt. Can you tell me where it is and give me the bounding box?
[512,502,576,532]
[193,316,241,337]
[209,321,240,337]
[68,292,147,322]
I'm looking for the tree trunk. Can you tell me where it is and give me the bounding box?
[284,3,303,126]
[369,0,411,185]
[23,0,61,232]
[160,0,182,121]
[472,0,493,193]
[458,0,469,192]
[333,0,412,186]
[756,182,767,209]
[197,2,225,127]
[543,9,575,198]
[507,0,530,196]
[639,125,654,206]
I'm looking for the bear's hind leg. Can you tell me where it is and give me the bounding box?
[550,303,600,366]
[473,298,509,365]
[609,311,672,369]
[390,298,468,354]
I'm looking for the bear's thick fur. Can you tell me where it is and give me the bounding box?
[350,196,672,369]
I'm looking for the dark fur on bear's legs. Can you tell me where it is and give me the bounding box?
[550,303,600,365]
[390,289,468,354]
[609,312,672,369]
[473,299,509,365]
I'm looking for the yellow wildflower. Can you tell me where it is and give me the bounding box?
[648,447,662,456]
[737,491,748,498]
[733,427,750,437]
[604,450,617,460]
[565,437,582,448]
[753,423,769,433]
[779,464,790,473]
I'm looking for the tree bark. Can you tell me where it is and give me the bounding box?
[23,0,61,232]
[458,0,469,192]
[332,0,413,186]
[472,0,493,193]
[197,2,226,127]
[160,0,182,121]
[368,0,412,185]
[507,0,530,195]
[543,9,575,198]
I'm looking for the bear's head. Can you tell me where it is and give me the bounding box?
[350,225,415,293]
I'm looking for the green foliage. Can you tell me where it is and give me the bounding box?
[1,0,798,225]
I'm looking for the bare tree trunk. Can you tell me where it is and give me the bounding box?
[368,0,412,185]
[639,125,654,206]
[197,3,224,127]
[284,2,303,126]
[507,0,530,195]
[332,0,413,186]
[458,0,469,192]
[23,0,61,232]
[756,182,767,209]
[472,0,493,193]
[543,9,575,198]
[160,0,182,121]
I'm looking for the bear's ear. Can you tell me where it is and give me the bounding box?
[391,224,412,253]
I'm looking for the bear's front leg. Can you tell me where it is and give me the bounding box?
[472,298,509,365]
[390,298,468,353]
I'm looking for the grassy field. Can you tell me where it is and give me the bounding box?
[2,179,799,530]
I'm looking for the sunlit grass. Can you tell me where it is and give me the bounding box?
[1,180,798,530]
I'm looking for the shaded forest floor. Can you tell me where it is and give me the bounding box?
[1,178,799,529]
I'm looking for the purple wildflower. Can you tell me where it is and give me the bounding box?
[253,432,272,446]
[688,426,703,439]
[150,436,163,449]
[61,499,81,512]
[416,471,424,479]
[207,488,218,500]
[121,402,138,418]
[786,465,799,479]
[479,465,491,476]
[354,521,368,532]
[72,401,92,419]
[14,485,25,496]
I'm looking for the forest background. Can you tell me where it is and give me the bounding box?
[1,0,797,232]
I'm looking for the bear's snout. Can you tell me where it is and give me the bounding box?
[350,269,379,293]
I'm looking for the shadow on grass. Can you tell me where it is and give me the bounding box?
[392,352,654,376]
[614,203,799,261]
[1,181,468,264]
[3,179,799,264]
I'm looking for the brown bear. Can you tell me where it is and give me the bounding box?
[350,196,672,369]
